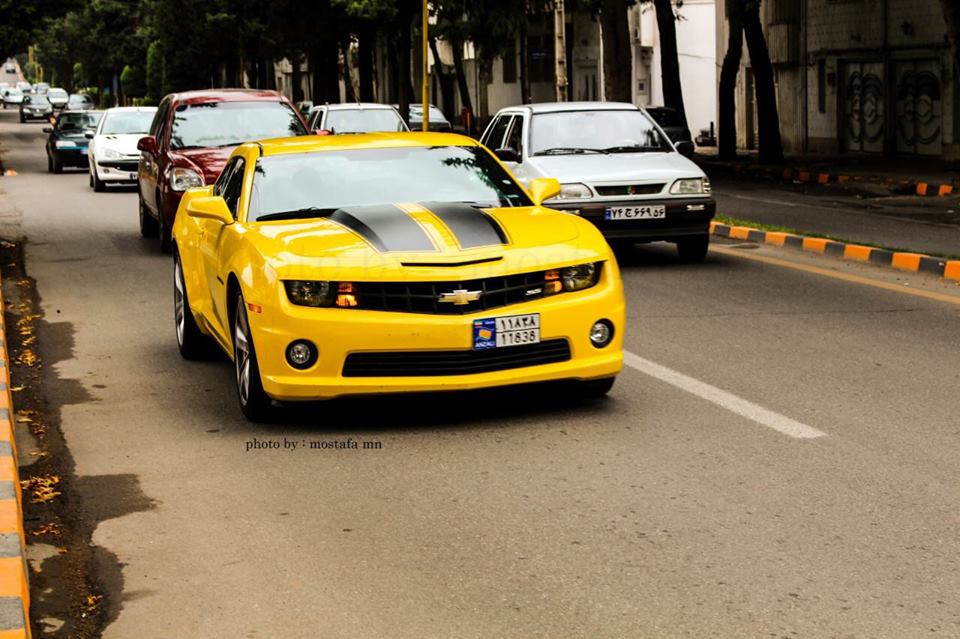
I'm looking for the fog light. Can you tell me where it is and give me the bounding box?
[589,320,614,348]
[285,340,317,369]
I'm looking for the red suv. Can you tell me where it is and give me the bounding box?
[137,89,309,251]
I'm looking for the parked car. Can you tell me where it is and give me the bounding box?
[644,106,693,149]
[393,103,452,132]
[171,133,623,420]
[307,103,408,134]
[47,87,69,109]
[66,93,95,110]
[2,87,23,109]
[15,81,31,92]
[88,106,157,191]
[32,82,49,94]
[44,110,103,173]
[19,93,53,122]
[480,102,715,261]
[137,89,309,251]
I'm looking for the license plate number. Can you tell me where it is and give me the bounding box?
[604,205,666,220]
[128,172,137,180]
[80,148,87,155]
[473,313,540,350]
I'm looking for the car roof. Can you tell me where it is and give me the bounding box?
[251,132,478,157]
[324,103,397,111]
[102,106,158,113]
[169,89,285,105]
[499,101,641,114]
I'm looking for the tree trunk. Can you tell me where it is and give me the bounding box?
[742,5,783,163]
[940,0,960,85]
[654,0,687,126]
[451,38,474,134]
[519,19,530,104]
[429,34,455,119]
[397,13,414,127]
[357,24,375,101]
[718,1,743,160]
[600,0,631,102]
[340,40,357,102]
[290,54,303,102]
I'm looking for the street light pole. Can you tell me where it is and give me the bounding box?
[554,0,567,101]
[422,0,430,131]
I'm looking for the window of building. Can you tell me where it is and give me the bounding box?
[528,35,554,84]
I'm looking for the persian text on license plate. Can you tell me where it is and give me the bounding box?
[473,313,540,350]
[604,205,666,220]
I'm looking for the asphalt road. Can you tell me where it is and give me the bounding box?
[2,109,960,638]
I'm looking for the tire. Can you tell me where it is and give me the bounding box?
[19,114,24,123]
[578,377,616,398]
[676,234,710,263]
[88,167,94,189]
[51,153,62,174]
[174,250,210,360]
[92,163,105,192]
[139,195,159,238]
[233,293,272,422]
[158,200,172,253]
[46,153,52,173]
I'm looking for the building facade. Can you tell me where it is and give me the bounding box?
[717,0,955,158]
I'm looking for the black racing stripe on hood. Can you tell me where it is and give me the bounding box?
[421,202,507,249]
[330,205,436,252]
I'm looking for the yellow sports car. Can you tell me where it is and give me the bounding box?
[172,132,624,420]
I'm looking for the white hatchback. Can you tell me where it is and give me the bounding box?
[88,106,157,191]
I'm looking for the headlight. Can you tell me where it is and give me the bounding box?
[549,183,592,201]
[55,140,75,148]
[284,280,335,307]
[101,147,122,160]
[670,178,710,195]
[169,167,205,192]
[544,262,602,295]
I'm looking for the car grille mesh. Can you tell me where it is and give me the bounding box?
[342,339,572,377]
[354,270,548,315]
[594,183,665,196]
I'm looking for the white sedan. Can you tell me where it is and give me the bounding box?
[87,106,157,192]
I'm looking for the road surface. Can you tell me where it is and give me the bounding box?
[2,109,960,638]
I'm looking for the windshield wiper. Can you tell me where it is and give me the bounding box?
[534,147,608,156]
[256,207,337,222]
[601,145,665,154]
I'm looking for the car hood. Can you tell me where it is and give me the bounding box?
[244,202,601,279]
[171,146,234,184]
[58,131,90,143]
[525,151,705,183]
[94,133,144,154]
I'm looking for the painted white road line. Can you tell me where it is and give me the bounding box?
[623,351,828,440]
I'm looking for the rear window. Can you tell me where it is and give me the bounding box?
[170,101,307,149]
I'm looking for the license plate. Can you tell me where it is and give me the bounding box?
[604,205,666,220]
[473,313,540,350]
[80,148,87,155]
[128,172,137,180]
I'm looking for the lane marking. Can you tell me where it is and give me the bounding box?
[711,245,960,307]
[623,351,827,440]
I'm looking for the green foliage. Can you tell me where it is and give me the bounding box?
[121,65,147,99]
[145,41,163,105]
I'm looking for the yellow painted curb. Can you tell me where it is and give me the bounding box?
[944,261,960,281]
[891,253,923,272]
[764,232,788,247]
[802,237,829,254]
[843,245,873,262]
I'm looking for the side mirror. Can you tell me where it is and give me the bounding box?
[528,177,562,207]
[675,141,695,158]
[42,127,53,133]
[494,148,520,164]
[84,130,94,139]
[137,136,157,153]
[186,196,233,225]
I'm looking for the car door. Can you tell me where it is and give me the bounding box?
[203,157,245,335]
[140,98,169,215]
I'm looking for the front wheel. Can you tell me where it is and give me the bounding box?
[91,162,105,192]
[174,251,209,360]
[51,153,62,174]
[233,294,272,422]
[676,234,710,263]
[157,197,172,253]
[139,195,158,238]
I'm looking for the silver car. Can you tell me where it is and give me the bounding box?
[481,102,716,261]
[307,103,408,134]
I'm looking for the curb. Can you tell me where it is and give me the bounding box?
[699,160,955,196]
[0,284,29,638]
[710,221,960,283]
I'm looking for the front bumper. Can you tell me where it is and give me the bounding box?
[22,110,52,120]
[94,158,139,181]
[550,197,715,241]
[245,268,625,401]
[53,147,90,167]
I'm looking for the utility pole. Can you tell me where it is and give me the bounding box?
[422,0,430,131]
[554,0,567,101]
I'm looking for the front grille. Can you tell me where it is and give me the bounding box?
[354,270,549,315]
[594,183,665,196]
[342,339,571,377]
[105,160,139,171]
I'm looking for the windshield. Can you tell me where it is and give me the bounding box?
[170,101,306,149]
[101,110,155,135]
[26,95,51,106]
[248,145,530,221]
[325,109,405,134]
[6,89,21,97]
[48,89,67,99]
[58,112,102,131]
[529,110,670,155]
[68,95,92,107]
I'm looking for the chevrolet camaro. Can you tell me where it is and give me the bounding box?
[172,133,625,420]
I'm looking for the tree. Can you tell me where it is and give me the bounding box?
[121,65,147,103]
[599,0,631,101]
[718,0,743,159]
[941,1,960,85]
[742,0,783,163]
[653,0,687,126]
